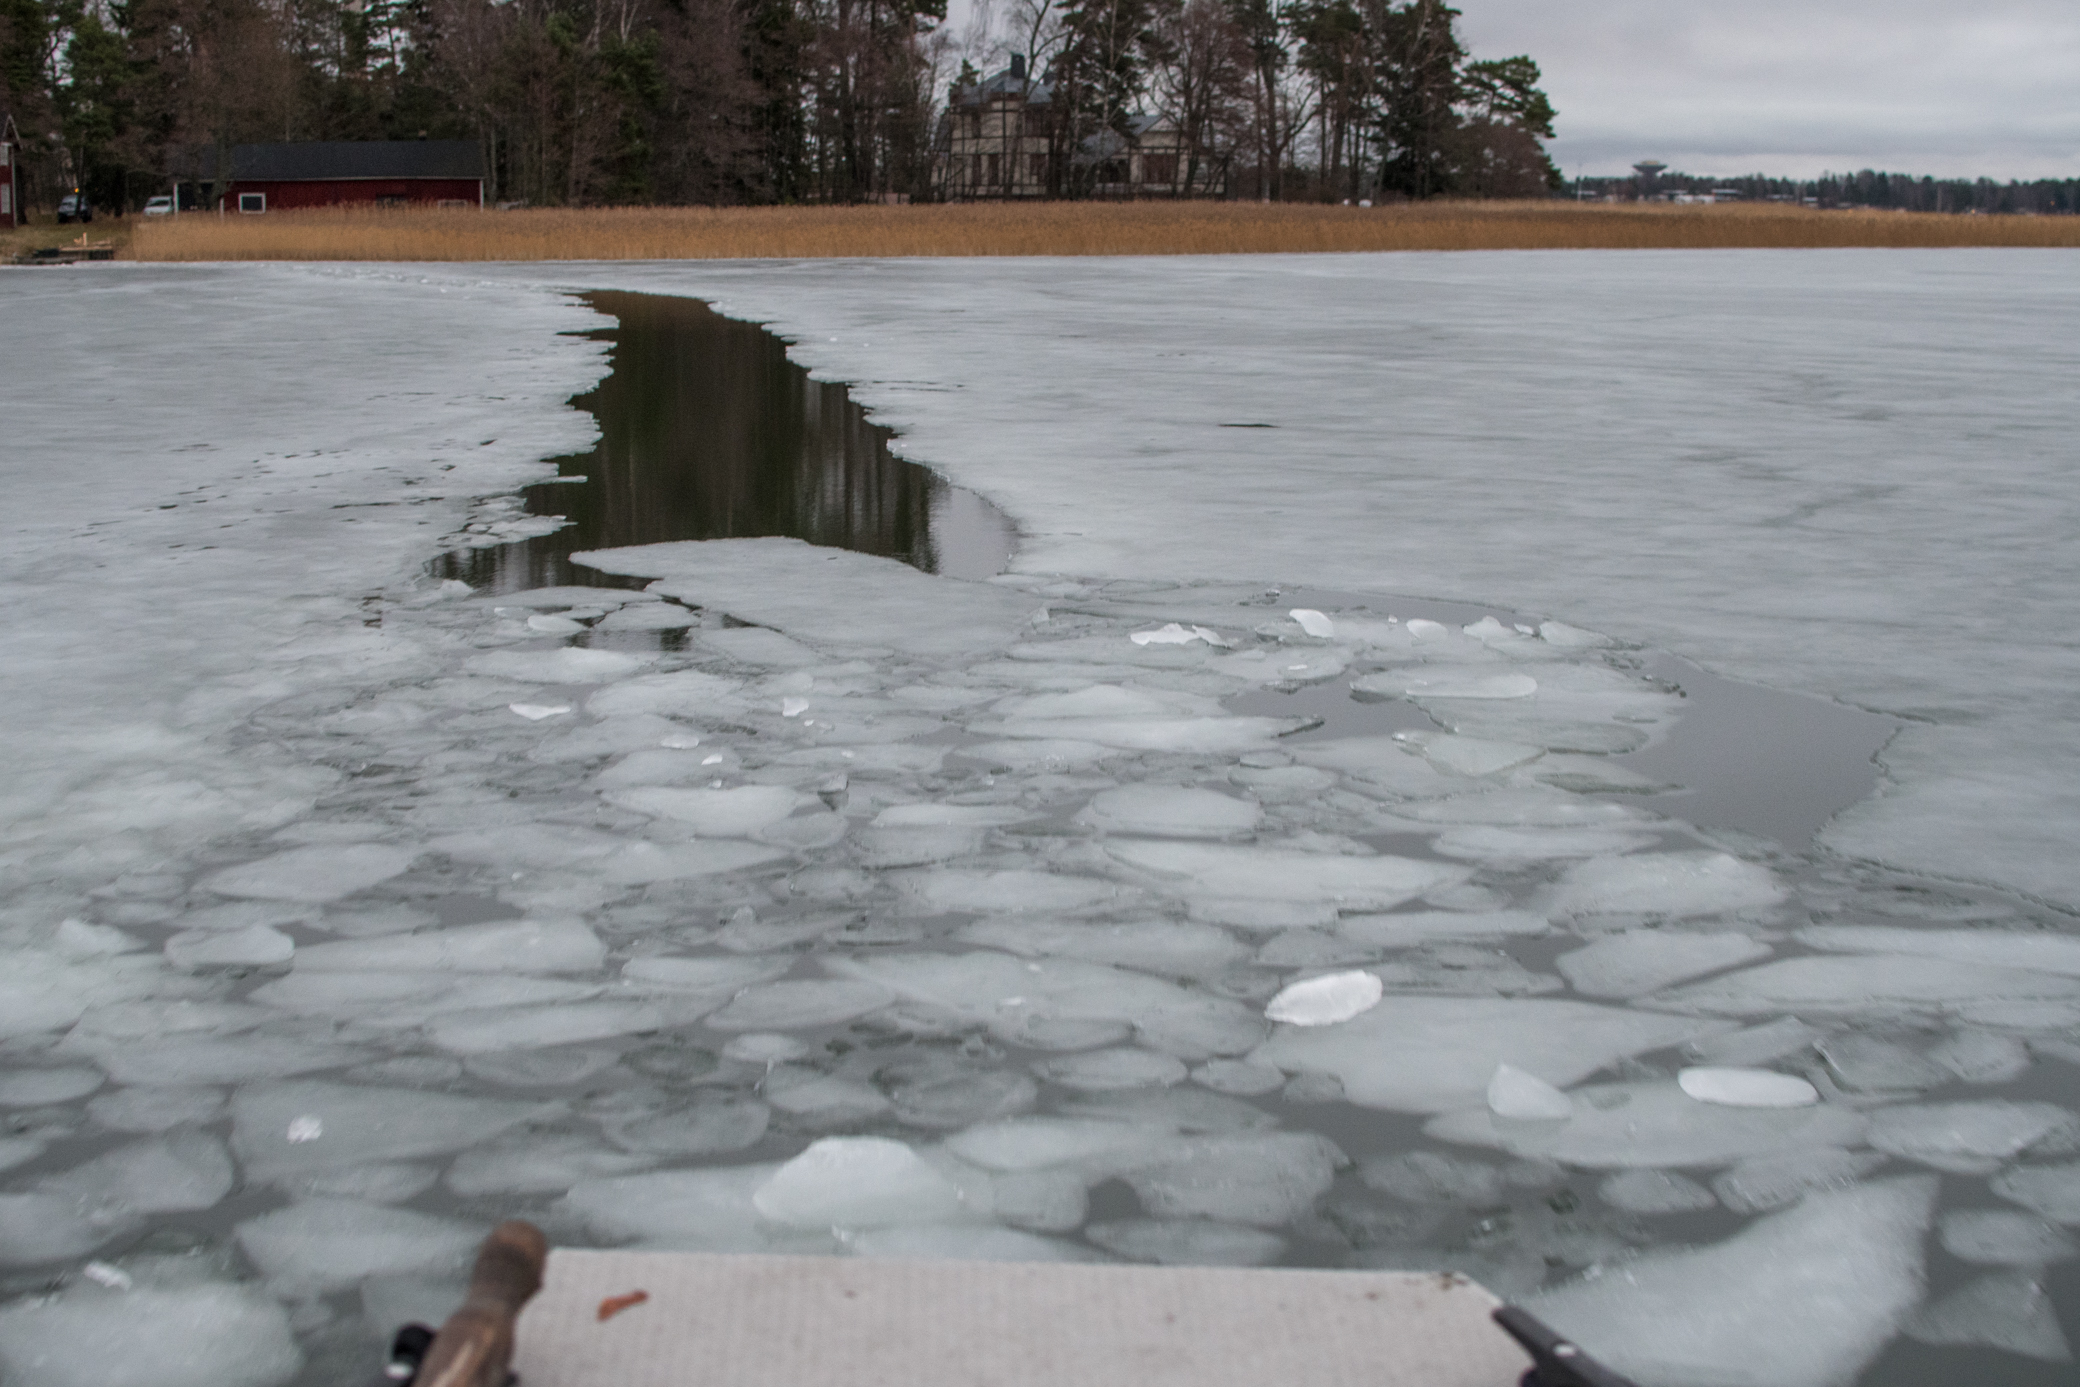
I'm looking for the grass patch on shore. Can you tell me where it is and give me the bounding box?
[109,199,2080,261]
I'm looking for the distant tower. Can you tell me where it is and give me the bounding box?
[1632,160,1667,199]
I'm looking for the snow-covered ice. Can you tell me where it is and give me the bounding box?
[1676,1066,1819,1108]
[0,1280,302,1387]
[1430,1080,1866,1169]
[1939,1209,2078,1266]
[1264,970,1384,1027]
[1485,1063,1573,1121]
[6,254,2080,1386]
[1253,998,1702,1113]
[1531,1179,1937,1387]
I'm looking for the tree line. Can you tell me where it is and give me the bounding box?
[0,0,1557,210]
[1576,168,2080,217]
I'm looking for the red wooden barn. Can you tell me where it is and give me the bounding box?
[220,141,483,213]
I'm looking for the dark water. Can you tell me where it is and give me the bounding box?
[438,291,1017,594]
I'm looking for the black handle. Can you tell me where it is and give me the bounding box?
[1493,1306,1644,1387]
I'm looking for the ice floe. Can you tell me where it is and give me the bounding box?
[0,1281,302,1387]
[1265,971,1384,1027]
[1905,1271,2072,1362]
[235,1198,484,1293]
[1486,1063,1573,1121]
[1252,997,1703,1113]
[1939,1209,2078,1266]
[1599,1168,1717,1215]
[1711,1147,1886,1215]
[1992,1163,2080,1225]
[1531,1179,1935,1387]
[1798,923,2080,976]
[199,843,416,903]
[295,919,604,973]
[1865,1101,2080,1175]
[577,537,1036,657]
[1107,840,1468,909]
[1077,785,1262,838]
[1557,931,1771,999]
[1085,1218,1284,1265]
[1677,1067,1819,1108]
[229,1082,548,1178]
[1541,851,1787,920]
[1656,956,2080,1017]
[1429,1080,1866,1168]
[752,1137,968,1229]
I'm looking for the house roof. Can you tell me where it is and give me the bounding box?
[951,65,1052,108]
[221,141,483,182]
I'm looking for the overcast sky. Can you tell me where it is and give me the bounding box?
[946,0,2078,180]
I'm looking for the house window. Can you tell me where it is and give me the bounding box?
[1030,153,1049,183]
[237,192,267,213]
[971,154,983,186]
[1,185,10,216]
[1143,154,1178,185]
[986,153,1001,186]
[437,199,472,210]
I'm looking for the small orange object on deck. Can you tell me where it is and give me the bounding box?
[597,1290,650,1322]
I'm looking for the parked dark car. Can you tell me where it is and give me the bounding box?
[55,191,92,223]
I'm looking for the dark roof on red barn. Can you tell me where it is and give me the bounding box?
[223,141,483,182]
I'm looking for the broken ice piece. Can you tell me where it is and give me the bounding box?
[1904,1271,2073,1362]
[1288,609,1335,638]
[286,1115,323,1144]
[1939,1209,2078,1266]
[781,697,810,718]
[1677,1067,1819,1109]
[164,924,295,969]
[80,1261,132,1290]
[1396,671,1539,700]
[660,732,702,748]
[1131,623,1202,646]
[1265,971,1383,1027]
[509,703,572,721]
[527,614,586,635]
[54,917,142,956]
[1487,1063,1572,1121]
[722,1034,814,1065]
[1599,1168,1717,1215]
[1991,1163,2080,1224]
[751,1136,964,1229]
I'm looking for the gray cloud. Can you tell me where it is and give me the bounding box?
[1459,0,2080,178]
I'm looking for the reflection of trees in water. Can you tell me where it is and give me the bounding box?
[439,291,950,593]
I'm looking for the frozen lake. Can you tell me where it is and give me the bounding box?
[2,253,2078,1387]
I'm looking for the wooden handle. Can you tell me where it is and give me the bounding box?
[415,1221,549,1387]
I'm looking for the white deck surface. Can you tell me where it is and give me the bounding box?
[516,1250,1531,1387]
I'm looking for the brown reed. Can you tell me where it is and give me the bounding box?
[120,199,2080,262]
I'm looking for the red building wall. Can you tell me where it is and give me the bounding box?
[227,178,482,210]
[1,142,17,228]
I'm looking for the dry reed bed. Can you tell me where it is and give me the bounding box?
[128,200,2080,261]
